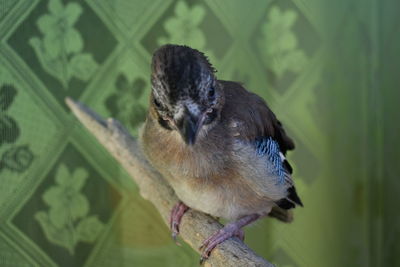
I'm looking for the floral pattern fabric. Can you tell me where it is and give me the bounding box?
[0,0,397,267]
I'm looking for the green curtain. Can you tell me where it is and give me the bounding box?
[0,0,398,266]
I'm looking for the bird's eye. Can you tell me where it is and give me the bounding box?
[208,87,215,98]
[153,98,162,109]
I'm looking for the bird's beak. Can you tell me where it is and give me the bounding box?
[177,109,205,145]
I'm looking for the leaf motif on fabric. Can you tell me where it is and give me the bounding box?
[105,74,147,135]
[157,1,217,64]
[76,216,104,242]
[0,145,34,172]
[259,6,308,79]
[29,0,97,88]
[35,211,76,254]
[69,53,98,81]
[0,84,19,146]
[35,164,105,254]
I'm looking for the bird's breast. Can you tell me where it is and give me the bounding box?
[140,119,226,179]
[139,119,276,220]
[163,135,227,179]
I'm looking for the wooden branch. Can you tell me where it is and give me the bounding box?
[65,97,275,267]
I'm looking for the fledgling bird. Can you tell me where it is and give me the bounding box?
[139,44,303,262]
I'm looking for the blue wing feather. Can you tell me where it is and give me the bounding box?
[255,137,286,185]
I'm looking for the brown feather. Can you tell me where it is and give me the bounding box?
[219,80,295,154]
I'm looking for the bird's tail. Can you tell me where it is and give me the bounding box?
[268,206,293,223]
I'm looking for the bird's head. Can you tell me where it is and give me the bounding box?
[150,44,224,145]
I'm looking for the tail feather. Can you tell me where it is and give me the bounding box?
[275,186,304,210]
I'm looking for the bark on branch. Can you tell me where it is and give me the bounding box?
[65,97,275,267]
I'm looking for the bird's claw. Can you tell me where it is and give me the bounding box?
[198,226,244,264]
[199,255,207,265]
[169,201,189,244]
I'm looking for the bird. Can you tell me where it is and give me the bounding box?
[139,44,303,263]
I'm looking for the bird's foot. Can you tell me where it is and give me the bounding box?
[199,214,260,264]
[199,225,244,264]
[169,201,189,244]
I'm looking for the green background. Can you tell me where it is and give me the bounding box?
[0,0,399,266]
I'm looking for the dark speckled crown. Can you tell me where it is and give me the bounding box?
[151,44,216,105]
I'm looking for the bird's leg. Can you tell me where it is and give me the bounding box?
[170,201,189,243]
[199,213,261,264]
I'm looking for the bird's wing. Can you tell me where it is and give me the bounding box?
[254,137,303,209]
[220,80,302,209]
[220,81,294,154]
